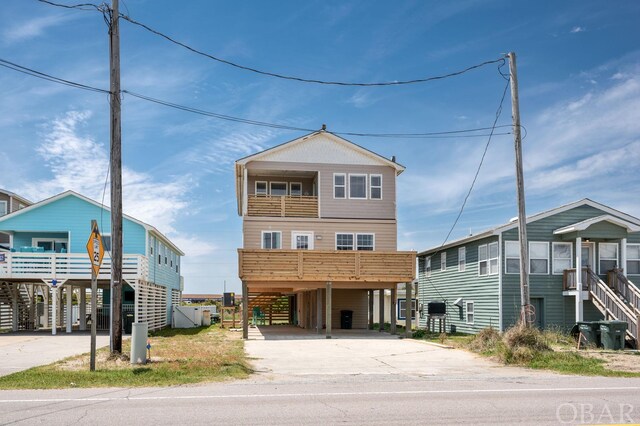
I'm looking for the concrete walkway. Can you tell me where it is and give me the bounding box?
[0,332,110,376]
[245,326,523,378]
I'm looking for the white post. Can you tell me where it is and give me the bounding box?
[43,288,49,328]
[621,238,627,277]
[575,237,583,323]
[66,285,73,333]
[390,287,397,335]
[52,285,57,335]
[79,287,87,331]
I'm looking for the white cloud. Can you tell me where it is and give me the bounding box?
[2,14,71,43]
[570,26,585,33]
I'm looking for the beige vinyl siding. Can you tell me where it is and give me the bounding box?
[245,160,396,220]
[243,217,397,250]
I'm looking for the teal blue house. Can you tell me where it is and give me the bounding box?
[417,199,640,346]
[0,191,184,333]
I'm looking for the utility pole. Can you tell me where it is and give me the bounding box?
[109,0,123,353]
[507,52,531,327]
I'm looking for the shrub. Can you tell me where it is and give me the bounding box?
[503,324,550,352]
[468,327,501,353]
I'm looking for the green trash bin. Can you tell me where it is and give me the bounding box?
[599,321,627,350]
[577,321,600,347]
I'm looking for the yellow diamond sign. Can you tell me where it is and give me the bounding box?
[86,222,105,276]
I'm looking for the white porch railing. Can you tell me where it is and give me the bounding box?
[0,252,148,281]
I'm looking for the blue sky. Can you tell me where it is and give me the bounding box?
[1,1,639,293]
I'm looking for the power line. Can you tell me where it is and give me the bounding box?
[35,0,102,12]
[0,58,110,94]
[1,56,516,139]
[118,14,505,87]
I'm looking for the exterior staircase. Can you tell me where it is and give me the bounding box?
[583,268,638,346]
[0,282,34,330]
[248,293,291,325]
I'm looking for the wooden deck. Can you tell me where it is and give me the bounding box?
[247,195,318,218]
[238,249,416,283]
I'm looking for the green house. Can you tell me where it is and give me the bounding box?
[417,199,640,344]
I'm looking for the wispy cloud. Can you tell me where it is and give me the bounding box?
[570,26,585,33]
[2,14,71,43]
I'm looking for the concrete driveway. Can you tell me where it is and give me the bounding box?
[0,332,110,376]
[245,326,522,378]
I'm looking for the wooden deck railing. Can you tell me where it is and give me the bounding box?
[238,249,416,283]
[608,269,640,316]
[0,253,148,281]
[247,195,318,218]
[562,268,589,291]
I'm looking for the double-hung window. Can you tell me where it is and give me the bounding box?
[479,242,498,276]
[552,242,572,274]
[262,231,282,249]
[349,174,367,199]
[369,174,382,199]
[356,234,374,251]
[627,244,640,275]
[336,233,354,250]
[255,181,268,195]
[334,174,346,199]
[458,247,466,272]
[440,252,447,271]
[425,256,431,277]
[599,243,618,274]
[530,242,549,274]
[505,241,520,274]
[398,299,417,320]
[466,301,475,324]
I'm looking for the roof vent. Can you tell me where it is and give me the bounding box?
[391,155,396,163]
[509,216,518,223]
[321,124,327,131]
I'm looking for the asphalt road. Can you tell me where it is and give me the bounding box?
[1,375,640,425]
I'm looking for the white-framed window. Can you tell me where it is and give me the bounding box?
[269,182,287,196]
[356,234,374,251]
[398,298,417,320]
[262,231,282,249]
[466,301,475,324]
[479,242,498,276]
[369,174,382,200]
[425,256,431,277]
[552,242,573,275]
[530,242,549,274]
[336,233,354,250]
[289,182,302,196]
[627,244,640,275]
[440,252,447,271]
[348,174,367,199]
[32,238,68,253]
[599,243,618,274]
[334,173,346,199]
[255,181,268,195]
[458,247,466,272]
[101,234,112,252]
[0,201,7,216]
[505,241,520,274]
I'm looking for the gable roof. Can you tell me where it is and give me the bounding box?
[235,130,406,173]
[418,198,640,256]
[0,188,32,206]
[553,215,640,235]
[0,190,184,256]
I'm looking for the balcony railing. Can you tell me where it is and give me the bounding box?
[247,195,318,218]
[0,253,148,281]
[238,249,416,283]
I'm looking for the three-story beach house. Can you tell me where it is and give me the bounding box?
[235,130,416,338]
[0,189,32,250]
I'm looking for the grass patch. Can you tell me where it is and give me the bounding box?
[460,325,640,377]
[0,324,252,389]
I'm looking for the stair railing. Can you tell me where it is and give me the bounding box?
[608,269,640,316]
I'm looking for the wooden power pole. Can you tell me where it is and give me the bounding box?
[507,52,531,327]
[109,0,123,353]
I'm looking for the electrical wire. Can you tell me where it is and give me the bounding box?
[0,58,110,94]
[119,14,506,87]
[35,0,102,12]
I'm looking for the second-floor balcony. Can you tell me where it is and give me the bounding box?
[247,194,318,218]
[0,252,148,282]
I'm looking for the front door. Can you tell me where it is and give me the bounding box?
[291,232,314,250]
[581,243,594,268]
[530,298,544,329]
